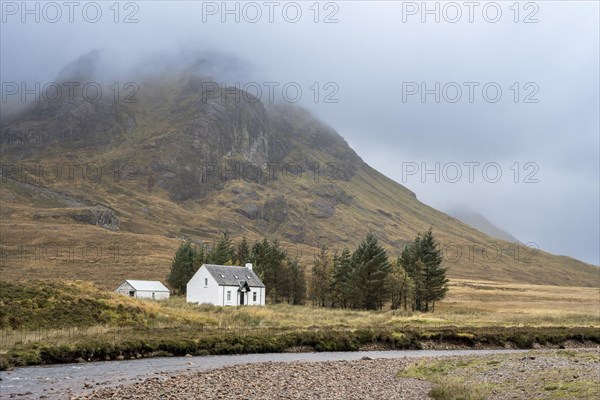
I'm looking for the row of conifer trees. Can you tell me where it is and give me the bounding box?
[167,229,448,312]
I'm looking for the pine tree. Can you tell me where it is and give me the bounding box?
[277,256,293,303]
[250,238,287,302]
[268,239,288,303]
[412,259,426,311]
[250,238,271,282]
[399,229,448,312]
[208,231,235,265]
[166,242,196,295]
[419,229,449,312]
[331,250,340,307]
[399,243,424,311]
[193,244,206,272]
[402,270,415,311]
[249,237,308,305]
[387,260,413,310]
[288,256,307,305]
[350,233,391,310]
[235,236,250,265]
[309,246,333,307]
[331,247,353,308]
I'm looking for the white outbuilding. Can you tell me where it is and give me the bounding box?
[186,263,265,306]
[115,280,170,300]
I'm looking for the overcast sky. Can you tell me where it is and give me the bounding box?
[1,1,598,265]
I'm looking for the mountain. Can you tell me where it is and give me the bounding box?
[446,207,521,243]
[1,51,598,289]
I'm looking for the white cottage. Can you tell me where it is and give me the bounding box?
[187,263,265,306]
[115,280,170,300]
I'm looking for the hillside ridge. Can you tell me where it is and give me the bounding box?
[0,51,597,289]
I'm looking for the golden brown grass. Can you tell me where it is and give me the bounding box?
[1,278,598,341]
[143,279,600,329]
[1,279,598,368]
[434,280,600,327]
[25,278,600,333]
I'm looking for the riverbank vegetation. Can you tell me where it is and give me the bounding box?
[2,321,599,371]
[1,279,598,370]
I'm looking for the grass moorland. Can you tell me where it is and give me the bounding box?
[0,279,599,370]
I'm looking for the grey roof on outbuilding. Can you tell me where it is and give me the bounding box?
[203,264,265,288]
[123,280,170,292]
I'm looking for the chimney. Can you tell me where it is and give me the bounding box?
[245,263,253,270]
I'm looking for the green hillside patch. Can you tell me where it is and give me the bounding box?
[0,280,151,330]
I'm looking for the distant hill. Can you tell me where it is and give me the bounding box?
[0,50,598,289]
[446,207,521,243]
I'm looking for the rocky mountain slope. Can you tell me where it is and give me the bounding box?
[1,51,597,289]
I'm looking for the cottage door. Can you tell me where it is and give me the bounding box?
[240,291,245,305]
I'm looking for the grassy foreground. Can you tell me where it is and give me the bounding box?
[399,349,600,400]
[1,279,599,370]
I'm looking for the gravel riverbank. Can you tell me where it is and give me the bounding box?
[73,349,600,400]
[74,357,434,400]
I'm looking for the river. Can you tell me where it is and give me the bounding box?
[0,349,528,399]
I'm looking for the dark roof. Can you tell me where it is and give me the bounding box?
[203,264,265,288]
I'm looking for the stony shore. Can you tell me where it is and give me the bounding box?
[74,357,434,399]
[73,349,599,400]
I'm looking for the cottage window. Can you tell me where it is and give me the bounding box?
[227,291,231,301]
[204,278,208,286]
[253,292,257,302]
